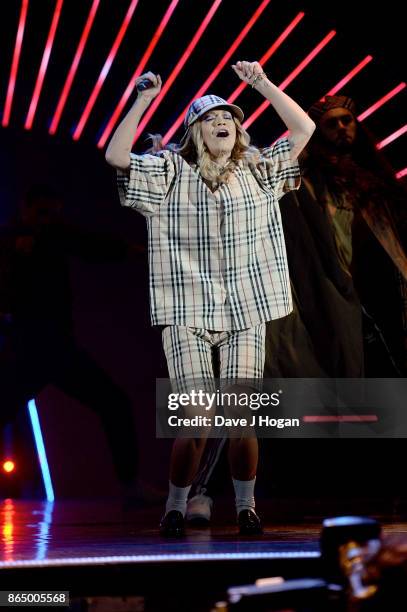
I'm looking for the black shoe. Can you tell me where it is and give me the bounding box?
[238,509,263,536]
[159,510,185,537]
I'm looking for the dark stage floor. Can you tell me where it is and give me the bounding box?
[0,500,406,610]
[0,499,324,564]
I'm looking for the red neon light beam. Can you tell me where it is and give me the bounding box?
[2,0,29,127]
[396,167,407,180]
[227,12,305,105]
[229,12,305,146]
[97,0,179,149]
[49,0,100,134]
[243,30,336,130]
[325,55,373,96]
[133,0,223,145]
[161,0,274,145]
[303,415,378,423]
[358,82,406,122]
[276,56,374,142]
[276,66,406,144]
[376,124,407,149]
[24,0,64,130]
[72,0,140,140]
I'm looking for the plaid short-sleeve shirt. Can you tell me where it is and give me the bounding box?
[117,136,300,330]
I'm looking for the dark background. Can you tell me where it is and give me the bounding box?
[0,0,405,500]
[1,1,405,219]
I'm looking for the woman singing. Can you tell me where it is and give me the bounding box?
[106,61,315,536]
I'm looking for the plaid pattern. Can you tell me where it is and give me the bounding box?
[162,324,265,394]
[117,136,300,330]
[184,94,244,128]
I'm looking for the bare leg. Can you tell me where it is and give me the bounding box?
[228,436,258,480]
[223,384,258,480]
[160,435,208,534]
[169,437,208,486]
[224,385,263,531]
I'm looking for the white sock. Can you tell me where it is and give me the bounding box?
[232,477,256,515]
[165,481,191,516]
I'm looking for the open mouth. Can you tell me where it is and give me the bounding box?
[215,129,229,138]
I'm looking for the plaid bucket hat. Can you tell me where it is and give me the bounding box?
[183,95,244,129]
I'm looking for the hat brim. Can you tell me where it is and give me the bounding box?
[180,102,244,144]
[187,102,244,128]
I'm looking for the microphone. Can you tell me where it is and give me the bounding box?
[136,78,154,92]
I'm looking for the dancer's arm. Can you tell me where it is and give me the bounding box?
[232,61,315,160]
[105,72,162,170]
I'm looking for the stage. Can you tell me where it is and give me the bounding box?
[1,500,406,611]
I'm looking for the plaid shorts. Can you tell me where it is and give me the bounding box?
[162,324,265,395]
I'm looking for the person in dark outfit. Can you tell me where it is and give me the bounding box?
[300,95,407,376]
[0,185,140,493]
[264,181,364,378]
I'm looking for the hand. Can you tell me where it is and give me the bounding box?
[231,61,264,86]
[136,71,162,102]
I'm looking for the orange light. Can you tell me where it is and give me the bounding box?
[3,461,15,474]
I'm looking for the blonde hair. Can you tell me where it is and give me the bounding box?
[147,116,261,186]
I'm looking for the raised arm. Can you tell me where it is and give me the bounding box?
[232,61,315,160]
[105,72,162,170]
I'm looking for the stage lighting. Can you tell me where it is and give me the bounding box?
[2,460,16,474]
